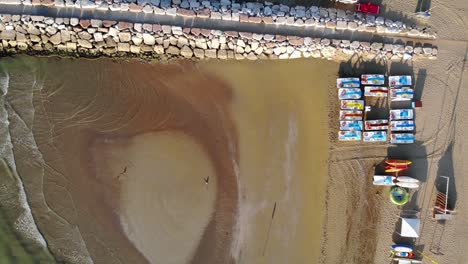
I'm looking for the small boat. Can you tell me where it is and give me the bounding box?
[397,176,419,183]
[390,109,414,120]
[391,120,415,131]
[392,244,413,253]
[338,131,362,141]
[341,100,365,110]
[386,160,412,166]
[340,110,363,121]
[373,175,395,186]
[337,77,360,88]
[361,74,385,85]
[396,181,419,189]
[364,86,388,97]
[338,88,362,100]
[389,75,412,87]
[390,186,409,205]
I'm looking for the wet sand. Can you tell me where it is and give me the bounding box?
[0,56,336,264]
[203,60,336,263]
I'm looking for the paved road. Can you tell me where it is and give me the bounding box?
[0,4,435,44]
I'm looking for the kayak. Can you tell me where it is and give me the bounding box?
[385,167,406,173]
[392,244,413,253]
[386,160,412,166]
[397,176,419,183]
[396,181,419,189]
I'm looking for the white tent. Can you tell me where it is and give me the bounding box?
[401,218,420,238]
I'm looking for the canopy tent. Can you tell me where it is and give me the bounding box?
[401,218,420,238]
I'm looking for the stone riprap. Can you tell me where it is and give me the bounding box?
[0,0,436,39]
[0,14,438,60]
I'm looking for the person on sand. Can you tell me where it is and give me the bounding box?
[204,176,209,185]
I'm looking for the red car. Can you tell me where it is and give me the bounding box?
[355,2,380,15]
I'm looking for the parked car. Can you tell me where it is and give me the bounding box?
[355,2,380,15]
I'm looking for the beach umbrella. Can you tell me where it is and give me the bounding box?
[400,218,420,238]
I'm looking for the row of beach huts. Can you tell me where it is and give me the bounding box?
[337,75,416,144]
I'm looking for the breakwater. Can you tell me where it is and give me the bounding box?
[0,13,438,60]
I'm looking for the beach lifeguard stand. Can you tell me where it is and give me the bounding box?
[433,176,455,220]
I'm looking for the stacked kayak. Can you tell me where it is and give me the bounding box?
[390,88,414,101]
[337,77,360,88]
[361,74,385,85]
[389,75,412,87]
[338,131,362,141]
[340,120,364,131]
[363,131,387,142]
[391,133,415,144]
[390,109,414,120]
[338,88,362,99]
[340,110,363,120]
[341,100,365,110]
[365,119,389,130]
[364,86,388,97]
[391,120,415,131]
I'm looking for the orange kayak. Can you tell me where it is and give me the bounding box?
[385,159,412,166]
